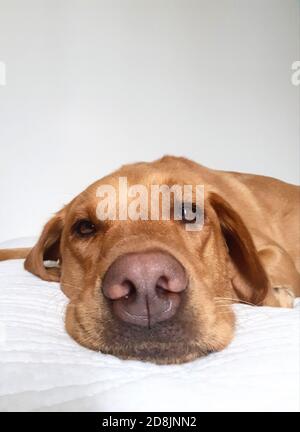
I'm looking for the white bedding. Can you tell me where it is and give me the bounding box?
[0,238,299,412]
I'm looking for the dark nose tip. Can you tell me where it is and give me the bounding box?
[102,251,187,327]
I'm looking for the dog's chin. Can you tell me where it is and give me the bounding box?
[68,330,204,364]
[66,302,226,364]
[101,314,212,364]
[69,324,217,364]
[99,341,210,364]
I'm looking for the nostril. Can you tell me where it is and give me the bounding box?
[121,279,136,300]
[156,276,169,290]
[103,279,136,301]
[155,276,170,297]
[155,274,187,295]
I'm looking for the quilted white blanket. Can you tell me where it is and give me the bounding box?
[0,238,299,412]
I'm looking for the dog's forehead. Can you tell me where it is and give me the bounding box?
[90,157,199,190]
[68,156,204,215]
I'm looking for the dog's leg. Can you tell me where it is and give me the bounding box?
[258,244,300,308]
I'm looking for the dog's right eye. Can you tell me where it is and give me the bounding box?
[74,219,96,237]
[181,203,198,223]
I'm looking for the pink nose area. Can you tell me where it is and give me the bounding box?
[102,251,187,327]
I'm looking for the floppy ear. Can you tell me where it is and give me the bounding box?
[209,192,269,305]
[24,209,65,282]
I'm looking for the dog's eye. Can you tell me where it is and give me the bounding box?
[181,203,198,223]
[74,219,96,237]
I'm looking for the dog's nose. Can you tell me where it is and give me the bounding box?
[102,251,187,327]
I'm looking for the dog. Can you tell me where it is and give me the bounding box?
[1,156,299,364]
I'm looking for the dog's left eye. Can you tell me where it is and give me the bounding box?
[74,219,96,237]
[181,203,198,223]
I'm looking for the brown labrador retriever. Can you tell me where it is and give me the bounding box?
[1,156,299,364]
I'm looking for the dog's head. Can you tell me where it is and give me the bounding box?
[25,156,269,364]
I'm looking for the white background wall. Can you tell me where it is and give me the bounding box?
[0,0,299,242]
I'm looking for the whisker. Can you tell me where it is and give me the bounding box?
[215,297,273,320]
[214,297,257,307]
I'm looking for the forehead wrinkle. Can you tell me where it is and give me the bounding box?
[68,191,101,223]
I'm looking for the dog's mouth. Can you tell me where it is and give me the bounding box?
[100,340,210,364]
[66,292,210,364]
[101,316,208,364]
[98,295,210,364]
[66,289,236,364]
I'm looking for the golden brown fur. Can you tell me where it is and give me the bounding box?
[1,156,299,364]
